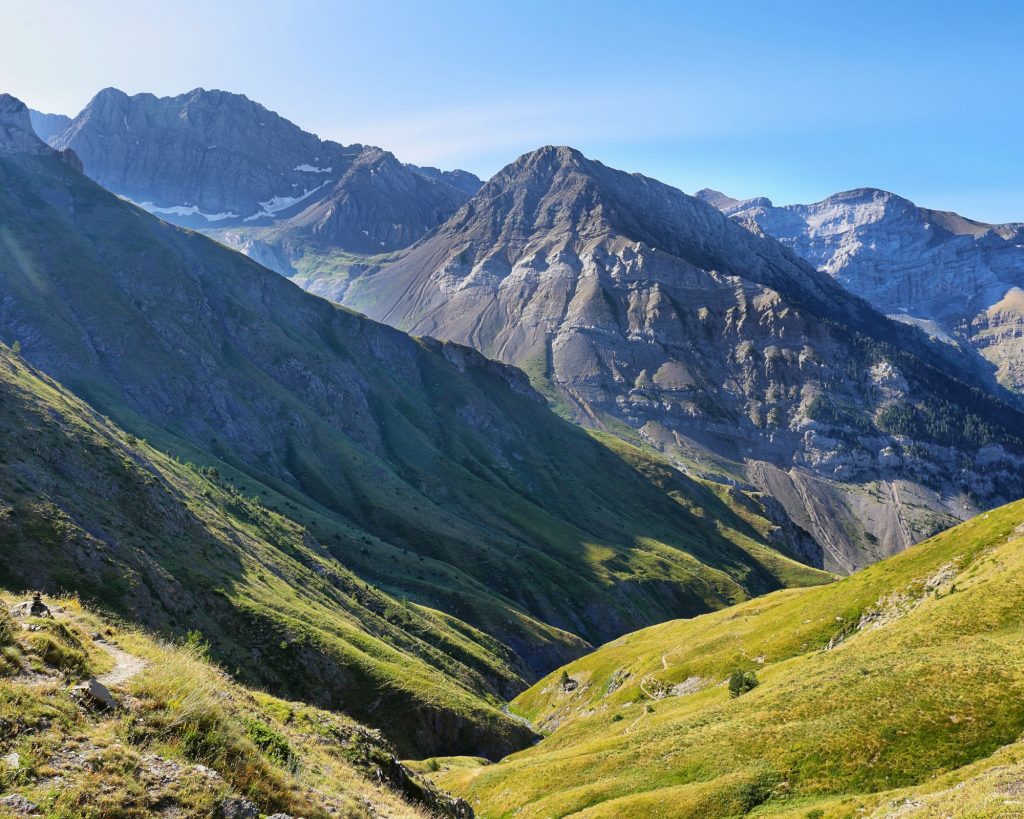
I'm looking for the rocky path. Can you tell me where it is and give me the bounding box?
[94,638,149,688]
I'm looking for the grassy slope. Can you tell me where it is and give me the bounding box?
[0,323,825,761]
[0,344,535,758]
[437,496,1024,817]
[0,592,454,818]
[0,152,829,693]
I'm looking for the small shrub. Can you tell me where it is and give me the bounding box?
[0,609,14,647]
[728,669,759,699]
[242,716,296,769]
[182,629,211,659]
[611,713,624,722]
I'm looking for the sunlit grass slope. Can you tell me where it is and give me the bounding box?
[0,592,453,818]
[437,497,1024,817]
[0,343,533,758]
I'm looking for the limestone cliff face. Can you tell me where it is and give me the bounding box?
[699,188,1024,392]
[50,87,479,254]
[342,147,1024,572]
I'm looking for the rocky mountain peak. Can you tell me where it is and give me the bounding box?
[706,185,1024,392]
[483,145,595,197]
[0,93,81,169]
[50,86,479,260]
[0,93,44,153]
[694,188,743,210]
[334,146,1024,572]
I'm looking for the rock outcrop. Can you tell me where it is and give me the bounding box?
[0,94,80,169]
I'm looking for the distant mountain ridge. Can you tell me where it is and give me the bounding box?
[697,187,1024,392]
[336,145,1024,572]
[48,87,481,257]
[27,107,71,143]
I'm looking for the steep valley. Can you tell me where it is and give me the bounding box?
[0,95,831,763]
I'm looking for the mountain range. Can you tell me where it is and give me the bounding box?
[30,89,1024,575]
[336,145,1024,572]
[42,88,480,269]
[0,93,829,760]
[698,187,1024,393]
[7,80,1024,818]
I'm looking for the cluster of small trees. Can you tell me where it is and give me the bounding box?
[728,669,759,698]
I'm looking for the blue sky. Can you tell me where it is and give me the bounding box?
[3,0,1021,221]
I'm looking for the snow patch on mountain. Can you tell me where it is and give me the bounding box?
[127,199,239,222]
[244,182,328,221]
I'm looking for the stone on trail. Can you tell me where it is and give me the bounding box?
[219,797,259,819]
[73,678,117,710]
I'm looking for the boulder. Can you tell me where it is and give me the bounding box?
[72,678,117,710]
[219,797,258,819]
[0,794,39,815]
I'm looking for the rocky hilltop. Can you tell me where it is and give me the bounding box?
[49,87,479,259]
[698,187,1024,391]
[341,146,1024,572]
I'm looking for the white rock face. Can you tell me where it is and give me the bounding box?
[699,188,1024,391]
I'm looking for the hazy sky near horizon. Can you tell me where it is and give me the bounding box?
[3,0,1021,221]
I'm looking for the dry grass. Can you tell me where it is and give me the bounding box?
[0,593,432,818]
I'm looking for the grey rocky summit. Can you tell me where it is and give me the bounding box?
[50,87,480,260]
[0,94,80,170]
[338,145,1024,572]
[698,187,1024,392]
